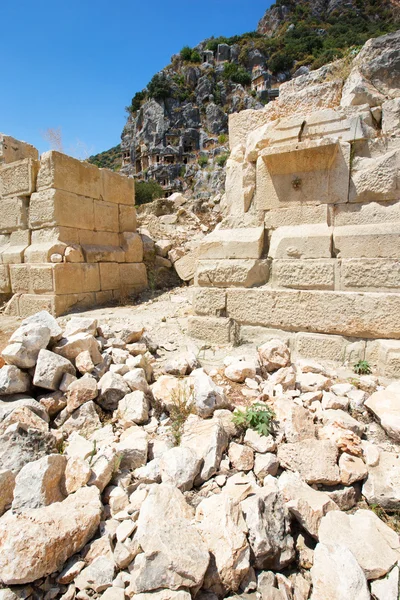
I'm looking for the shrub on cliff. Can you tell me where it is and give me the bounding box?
[135,180,164,205]
[147,73,172,100]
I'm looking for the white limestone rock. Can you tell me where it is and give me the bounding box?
[192,368,225,417]
[258,339,290,373]
[310,542,370,600]
[159,446,202,491]
[362,451,400,509]
[97,372,130,411]
[130,484,209,593]
[114,390,149,426]
[278,471,338,539]
[12,453,67,511]
[2,323,51,369]
[0,486,102,584]
[318,509,400,580]
[33,349,75,391]
[0,366,30,395]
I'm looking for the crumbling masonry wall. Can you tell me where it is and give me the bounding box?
[188,33,400,377]
[0,134,147,317]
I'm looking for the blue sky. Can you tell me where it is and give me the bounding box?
[1,0,273,157]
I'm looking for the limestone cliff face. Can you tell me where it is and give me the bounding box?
[258,0,400,36]
[120,58,262,199]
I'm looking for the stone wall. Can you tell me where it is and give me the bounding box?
[0,134,147,317]
[189,31,400,377]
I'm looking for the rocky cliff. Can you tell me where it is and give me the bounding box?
[89,0,399,203]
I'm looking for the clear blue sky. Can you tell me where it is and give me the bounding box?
[1,0,273,158]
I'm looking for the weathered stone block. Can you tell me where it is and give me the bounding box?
[366,339,400,378]
[101,168,135,205]
[119,263,147,290]
[229,109,272,150]
[24,242,67,264]
[264,204,329,229]
[349,149,400,203]
[195,259,269,288]
[54,293,96,316]
[10,264,54,294]
[100,263,121,291]
[295,332,366,363]
[341,259,400,291]
[17,294,56,318]
[54,264,100,294]
[272,260,335,290]
[382,98,400,135]
[255,140,350,210]
[37,151,102,199]
[119,205,136,232]
[0,265,11,293]
[332,200,400,227]
[120,233,143,263]
[226,288,400,339]
[198,227,264,260]
[0,134,39,164]
[269,224,332,259]
[0,158,39,198]
[193,288,227,316]
[188,316,239,345]
[225,155,245,216]
[0,197,29,233]
[174,249,199,281]
[1,230,31,264]
[333,223,400,258]
[78,230,119,247]
[29,189,95,230]
[82,245,125,263]
[94,200,119,233]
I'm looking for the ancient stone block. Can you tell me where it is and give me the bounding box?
[10,264,54,294]
[340,259,400,291]
[226,288,400,339]
[255,139,350,211]
[94,200,119,233]
[193,287,227,316]
[100,263,121,291]
[199,227,264,260]
[272,260,335,290]
[82,245,125,263]
[120,232,143,263]
[229,109,272,150]
[119,205,136,232]
[53,264,100,295]
[1,230,31,264]
[295,332,366,363]
[0,158,39,198]
[269,224,332,259]
[333,223,400,258]
[29,189,95,230]
[188,316,239,345]
[195,259,269,288]
[174,249,199,281]
[119,263,147,289]
[101,168,135,205]
[0,265,11,294]
[366,339,400,378]
[349,149,400,203]
[332,200,400,227]
[0,134,39,164]
[225,157,245,216]
[17,294,57,318]
[264,204,329,229]
[37,151,101,199]
[78,230,119,246]
[382,98,400,135]
[0,197,29,233]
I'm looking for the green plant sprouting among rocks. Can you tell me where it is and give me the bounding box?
[169,381,195,445]
[353,360,372,375]
[233,402,276,437]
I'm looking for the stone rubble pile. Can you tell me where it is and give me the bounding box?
[0,311,399,600]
